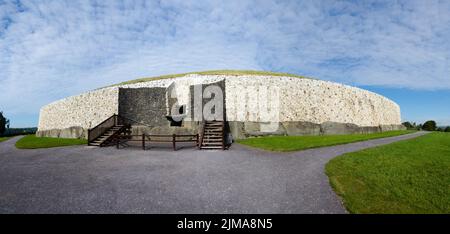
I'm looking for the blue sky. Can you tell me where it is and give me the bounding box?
[1,0,449,127]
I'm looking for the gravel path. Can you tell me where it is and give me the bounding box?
[0,131,428,214]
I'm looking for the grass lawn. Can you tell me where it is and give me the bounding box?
[0,136,13,143]
[15,135,87,149]
[108,69,311,87]
[326,132,450,213]
[236,130,414,152]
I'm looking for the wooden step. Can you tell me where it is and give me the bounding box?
[88,120,127,147]
[202,142,223,146]
[203,137,223,140]
[94,138,106,141]
[199,121,225,150]
[203,138,223,141]
[203,141,222,143]
[200,146,223,149]
[202,140,222,143]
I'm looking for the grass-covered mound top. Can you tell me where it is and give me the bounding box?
[110,70,311,87]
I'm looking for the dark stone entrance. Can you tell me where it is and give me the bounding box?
[118,87,168,127]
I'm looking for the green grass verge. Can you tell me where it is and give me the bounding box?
[15,135,87,149]
[326,132,450,213]
[107,69,311,87]
[0,136,13,143]
[236,130,414,152]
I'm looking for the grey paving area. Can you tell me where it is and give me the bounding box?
[0,131,427,214]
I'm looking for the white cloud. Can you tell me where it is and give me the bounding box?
[0,0,450,126]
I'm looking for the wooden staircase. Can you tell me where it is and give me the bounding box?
[199,120,225,150]
[88,114,132,147]
[89,125,127,147]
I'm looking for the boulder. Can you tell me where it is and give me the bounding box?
[380,124,407,131]
[359,126,381,134]
[281,121,321,136]
[130,125,153,135]
[227,121,246,140]
[320,121,361,135]
[149,126,196,135]
[59,126,85,138]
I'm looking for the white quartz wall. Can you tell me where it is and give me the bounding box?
[37,74,402,133]
[225,76,401,126]
[38,87,119,130]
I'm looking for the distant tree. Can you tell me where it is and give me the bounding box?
[436,127,444,132]
[402,121,414,129]
[422,120,437,131]
[444,126,450,132]
[0,111,7,136]
[417,124,423,130]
